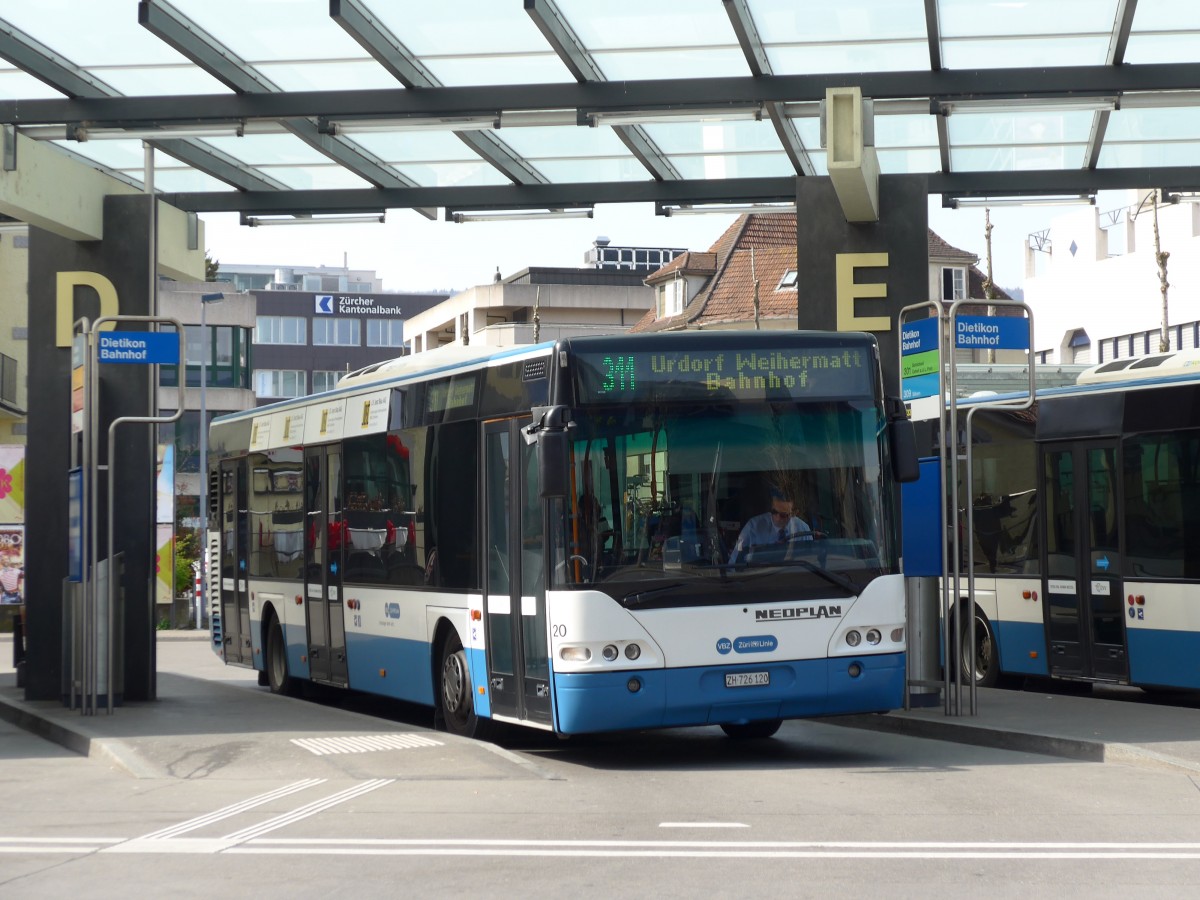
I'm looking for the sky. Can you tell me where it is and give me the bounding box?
[197,195,1098,297]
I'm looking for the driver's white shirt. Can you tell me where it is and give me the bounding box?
[729,513,812,564]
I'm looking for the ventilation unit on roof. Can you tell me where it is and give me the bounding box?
[1076,349,1200,385]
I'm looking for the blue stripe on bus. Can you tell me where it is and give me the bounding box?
[1127,628,1200,690]
[550,654,905,735]
[282,620,310,680]
[995,620,1048,677]
[342,632,435,704]
[466,646,491,719]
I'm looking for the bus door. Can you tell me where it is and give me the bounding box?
[1040,441,1128,682]
[483,418,551,727]
[304,446,349,687]
[219,459,252,665]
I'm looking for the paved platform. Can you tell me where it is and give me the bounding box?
[4,632,1200,776]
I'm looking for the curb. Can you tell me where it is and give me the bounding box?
[828,712,1200,775]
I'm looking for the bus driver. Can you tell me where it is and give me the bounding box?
[729,488,814,565]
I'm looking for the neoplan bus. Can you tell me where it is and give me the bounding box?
[953,348,1200,693]
[206,330,918,739]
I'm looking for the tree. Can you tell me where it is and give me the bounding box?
[173,528,201,603]
[205,253,220,282]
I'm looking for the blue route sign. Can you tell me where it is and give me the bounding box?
[97,331,179,365]
[901,317,940,402]
[955,315,1030,351]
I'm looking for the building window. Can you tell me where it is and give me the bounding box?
[255,316,306,345]
[777,269,798,290]
[163,325,251,389]
[659,278,684,318]
[254,369,307,399]
[312,317,360,346]
[0,353,16,404]
[367,319,404,347]
[312,370,342,393]
[942,267,966,301]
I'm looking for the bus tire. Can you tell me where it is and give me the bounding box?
[720,719,782,740]
[438,632,493,741]
[266,614,297,696]
[959,604,1000,688]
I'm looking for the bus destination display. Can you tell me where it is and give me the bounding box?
[576,346,873,403]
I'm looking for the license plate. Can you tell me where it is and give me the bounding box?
[725,671,769,688]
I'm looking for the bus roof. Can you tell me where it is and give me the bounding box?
[1076,347,1200,385]
[213,340,556,425]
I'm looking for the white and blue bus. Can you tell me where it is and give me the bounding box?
[954,349,1200,693]
[206,331,918,739]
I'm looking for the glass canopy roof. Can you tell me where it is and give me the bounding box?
[1,0,1198,220]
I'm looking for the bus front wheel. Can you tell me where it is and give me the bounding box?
[438,632,493,741]
[959,605,1000,688]
[720,719,782,740]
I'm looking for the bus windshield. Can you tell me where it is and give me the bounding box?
[557,399,895,606]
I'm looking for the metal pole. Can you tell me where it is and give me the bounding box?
[196,293,223,630]
[95,315,186,714]
[199,298,207,630]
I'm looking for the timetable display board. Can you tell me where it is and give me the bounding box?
[573,342,876,404]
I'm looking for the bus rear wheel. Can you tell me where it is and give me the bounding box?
[720,719,782,740]
[438,632,493,741]
[959,605,1000,688]
[266,615,297,696]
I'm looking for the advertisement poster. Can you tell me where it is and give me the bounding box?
[1,525,24,604]
[0,445,25,524]
[156,443,174,525]
[155,524,174,607]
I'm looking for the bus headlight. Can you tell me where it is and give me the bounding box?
[624,643,641,661]
[866,629,882,645]
[602,644,619,661]
[845,630,862,647]
[561,646,591,662]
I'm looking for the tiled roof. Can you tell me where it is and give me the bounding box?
[632,214,1003,333]
[634,213,798,332]
[644,250,717,284]
[928,229,978,263]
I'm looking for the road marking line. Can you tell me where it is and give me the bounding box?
[291,734,443,756]
[0,837,122,854]
[659,822,749,829]
[221,779,394,843]
[136,778,326,841]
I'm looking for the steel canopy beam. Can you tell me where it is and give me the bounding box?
[721,0,814,176]
[138,0,436,215]
[159,167,1200,217]
[9,64,1200,127]
[0,15,287,192]
[1084,0,1139,170]
[332,0,547,185]
[923,0,943,72]
[524,0,677,181]
[163,176,803,215]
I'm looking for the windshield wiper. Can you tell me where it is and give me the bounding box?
[735,558,860,595]
[623,582,686,608]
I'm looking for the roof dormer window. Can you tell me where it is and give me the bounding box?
[777,269,798,290]
[659,277,685,318]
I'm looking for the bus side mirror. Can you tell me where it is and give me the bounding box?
[886,397,919,484]
[530,405,571,498]
[539,430,569,498]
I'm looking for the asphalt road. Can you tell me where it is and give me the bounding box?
[2,636,1199,898]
